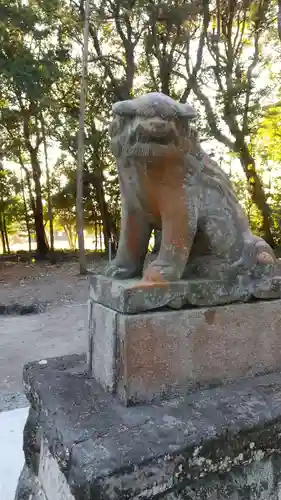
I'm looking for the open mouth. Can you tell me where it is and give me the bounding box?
[138,131,178,145]
[131,119,178,146]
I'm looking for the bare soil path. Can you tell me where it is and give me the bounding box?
[0,258,107,410]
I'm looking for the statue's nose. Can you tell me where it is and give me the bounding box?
[151,120,168,132]
[135,119,177,143]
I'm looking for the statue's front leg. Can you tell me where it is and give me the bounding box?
[143,193,198,282]
[105,205,151,279]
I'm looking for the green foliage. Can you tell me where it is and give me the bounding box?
[0,167,24,234]
[270,176,281,245]
[255,104,281,164]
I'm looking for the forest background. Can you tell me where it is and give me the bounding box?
[1,0,281,270]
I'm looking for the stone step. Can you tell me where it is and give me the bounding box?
[15,354,281,500]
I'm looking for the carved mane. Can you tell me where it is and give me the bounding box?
[186,144,245,212]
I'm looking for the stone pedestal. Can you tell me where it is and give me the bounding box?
[14,354,281,500]
[88,275,281,405]
[15,273,281,500]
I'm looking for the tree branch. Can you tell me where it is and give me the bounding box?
[233,3,247,60]
[278,0,281,41]
[191,81,235,150]
[180,0,210,102]
[242,29,260,135]
[78,1,125,100]
[144,43,159,91]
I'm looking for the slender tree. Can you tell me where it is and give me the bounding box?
[76,0,90,274]
[278,0,281,42]
[41,112,55,259]
[20,165,32,252]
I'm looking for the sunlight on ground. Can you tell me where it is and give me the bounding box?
[9,237,102,252]
[0,407,29,500]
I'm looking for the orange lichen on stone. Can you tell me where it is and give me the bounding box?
[144,157,191,252]
[141,268,168,285]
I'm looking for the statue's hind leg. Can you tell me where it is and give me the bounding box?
[249,236,281,299]
[254,237,275,264]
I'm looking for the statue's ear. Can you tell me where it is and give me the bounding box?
[177,102,197,120]
[112,100,135,117]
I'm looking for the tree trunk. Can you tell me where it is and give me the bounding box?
[30,151,49,256]
[278,0,281,43]
[76,0,90,275]
[25,169,36,219]
[94,176,118,253]
[41,113,55,259]
[0,156,7,254]
[95,182,109,251]
[20,167,32,253]
[94,220,98,250]
[99,223,103,251]
[18,154,36,225]
[22,164,36,224]
[62,225,71,249]
[3,215,10,253]
[237,143,274,246]
[69,225,76,250]
[63,224,76,250]
[0,213,6,253]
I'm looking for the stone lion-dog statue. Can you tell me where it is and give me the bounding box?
[104,92,280,304]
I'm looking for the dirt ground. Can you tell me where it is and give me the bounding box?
[0,258,107,308]
[0,258,108,410]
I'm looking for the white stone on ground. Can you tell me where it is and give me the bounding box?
[0,406,29,500]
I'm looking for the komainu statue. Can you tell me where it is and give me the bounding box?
[104,92,280,305]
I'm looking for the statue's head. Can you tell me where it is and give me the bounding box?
[109,92,197,160]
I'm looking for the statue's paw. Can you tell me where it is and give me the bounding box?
[104,261,140,279]
[253,275,281,299]
[143,262,180,282]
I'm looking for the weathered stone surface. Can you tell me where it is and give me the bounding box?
[38,437,75,500]
[164,457,281,499]
[15,464,47,500]
[88,300,118,391]
[89,273,276,313]
[102,91,281,310]
[16,354,281,499]
[88,298,281,404]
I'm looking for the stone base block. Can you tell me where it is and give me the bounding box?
[88,295,281,404]
[89,274,281,313]
[15,354,281,500]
